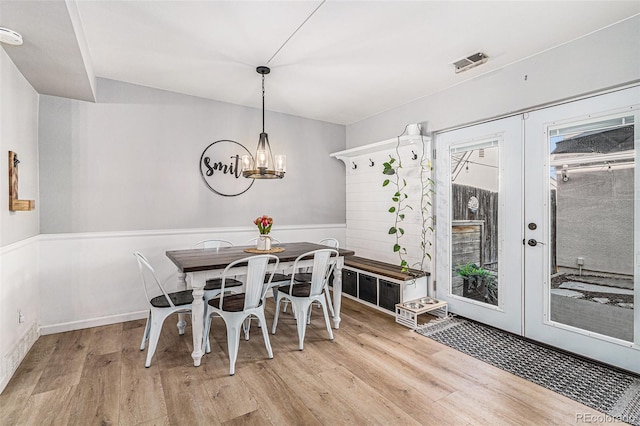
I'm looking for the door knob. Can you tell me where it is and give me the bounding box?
[527,239,545,247]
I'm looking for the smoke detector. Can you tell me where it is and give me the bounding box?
[0,27,23,45]
[453,52,488,74]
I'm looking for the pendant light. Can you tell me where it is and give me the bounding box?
[242,66,286,179]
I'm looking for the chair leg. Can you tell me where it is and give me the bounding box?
[324,284,335,317]
[140,311,151,350]
[243,317,251,341]
[271,294,284,334]
[145,310,165,368]
[320,297,334,341]
[293,300,310,351]
[203,308,213,354]
[225,315,244,376]
[255,309,273,359]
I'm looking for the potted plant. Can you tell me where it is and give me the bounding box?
[455,263,497,304]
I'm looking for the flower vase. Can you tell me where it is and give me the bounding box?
[257,235,271,251]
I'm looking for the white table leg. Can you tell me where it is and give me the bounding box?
[332,257,344,329]
[190,271,206,367]
[176,271,188,335]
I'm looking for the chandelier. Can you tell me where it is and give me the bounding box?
[242,66,286,179]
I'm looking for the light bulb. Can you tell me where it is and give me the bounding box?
[241,155,252,171]
[275,155,286,172]
[257,150,268,168]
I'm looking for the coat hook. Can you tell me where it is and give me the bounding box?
[411,151,418,160]
[13,154,20,168]
[352,162,357,170]
[369,158,375,167]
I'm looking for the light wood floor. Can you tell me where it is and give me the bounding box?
[1,296,605,425]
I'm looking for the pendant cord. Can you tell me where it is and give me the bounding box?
[262,73,265,133]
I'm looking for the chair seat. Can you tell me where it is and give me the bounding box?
[277,282,313,297]
[294,272,312,282]
[209,293,263,312]
[269,273,291,283]
[204,277,243,291]
[150,289,194,308]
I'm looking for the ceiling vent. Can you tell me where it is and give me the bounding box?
[453,52,488,74]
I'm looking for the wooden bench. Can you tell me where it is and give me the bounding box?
[339,256,430,315]
[344,256,428,281]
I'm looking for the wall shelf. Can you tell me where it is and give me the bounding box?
[329,134,430,166]
[8,151,35,211]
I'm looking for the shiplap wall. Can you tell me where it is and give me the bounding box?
[339,136,433,272]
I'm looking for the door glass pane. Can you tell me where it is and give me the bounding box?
[549,116,634,341]
[451,142,499,306]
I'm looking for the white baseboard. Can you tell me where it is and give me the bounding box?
[39,310,149,335]
[0,322,39,395]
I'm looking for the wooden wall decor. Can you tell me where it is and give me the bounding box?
[8,151,35,211]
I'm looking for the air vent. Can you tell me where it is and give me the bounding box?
[453,52,488,74]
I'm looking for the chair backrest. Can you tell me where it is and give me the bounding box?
[194,239,233,249]
[217,254,280,310]
[291,249,339,296]
[246,236,281,245]
[134,252,175,308]
[319,238,339,249]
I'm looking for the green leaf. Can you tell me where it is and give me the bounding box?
[394,191,401,197]
[399,214,405,219]
[388,206,396,213]
[388,227,397,235]
[392,197,399,202]
[382,179,390,187]
[389,157,396,164]
[399,228,405,235]
[393,244,401,252]
[403,179,407,186]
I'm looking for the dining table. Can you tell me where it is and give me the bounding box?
[166,241,355,366]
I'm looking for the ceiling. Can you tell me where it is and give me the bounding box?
[1,1,639,125]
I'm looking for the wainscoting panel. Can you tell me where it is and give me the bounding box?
[37,224,346,334]
[0,237,40,394]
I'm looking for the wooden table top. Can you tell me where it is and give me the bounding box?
[166,241,355,273]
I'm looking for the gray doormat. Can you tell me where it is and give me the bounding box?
[416,316,640,425]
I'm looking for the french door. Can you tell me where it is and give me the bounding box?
[435,115,524,335]
[524,87,639,374]
[435,86,639,373]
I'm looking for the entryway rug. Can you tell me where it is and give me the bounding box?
[416,316,640,425]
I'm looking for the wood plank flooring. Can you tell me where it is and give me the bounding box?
[0,297,605,425]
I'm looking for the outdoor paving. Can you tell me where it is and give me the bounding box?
[559,281,634,295]
[550,288,584,298]
[566,274,633,290]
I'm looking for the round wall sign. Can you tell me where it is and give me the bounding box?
[467,196,479,213]
[199,140,254,197]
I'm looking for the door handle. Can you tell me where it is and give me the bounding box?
[526,239,545,247]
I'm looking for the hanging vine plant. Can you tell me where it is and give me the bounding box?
[382,126,434,274]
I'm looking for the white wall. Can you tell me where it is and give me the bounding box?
[0,48,40,394]
[38,224,345,334]
[39,78,346,233]
[346,16,640,148]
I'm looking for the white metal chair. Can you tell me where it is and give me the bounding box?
[195,239,247,353]
[271,249,338,350]
[203,254,279,375]
[134,252,194,368]
[246,237,292,298]
[294,238,340,317]
[194,239,244,300]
